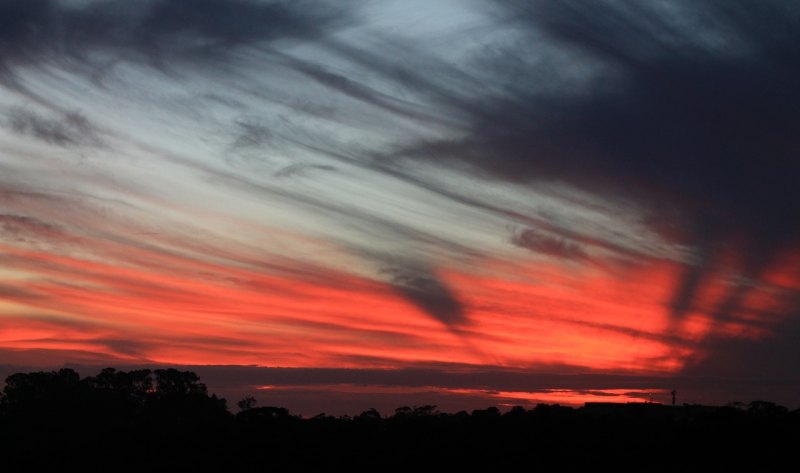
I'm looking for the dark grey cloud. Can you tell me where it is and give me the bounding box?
[6,108,99,147]
[381,264,466,328]
[0,349,131,368]
[482,1,799,230]
[280,53,445,125]
[95,338,149,358]
[172,363,800,410]
[87,363,677,392]
[511,228,588,260]
[556,318,698,351]
[382,0,800,324]
[575,389,621,398]
[681,296,800,380]
[274,163,336,179]
[0,0,343,78]
[2,361,797,414]
[230,120,273,150]
[0,282,41,301]
[0,213,60,239]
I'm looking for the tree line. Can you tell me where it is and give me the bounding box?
[1,367,798,472]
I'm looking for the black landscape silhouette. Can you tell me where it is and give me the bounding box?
[1,368,798,472]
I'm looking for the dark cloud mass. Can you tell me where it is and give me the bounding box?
[0,214,62,241]
[382,265,466,328]
[0,0,338,77]
[511,228,588,260]
[479,2,799,229]
[6,108,97,146]
[391,0,800,325]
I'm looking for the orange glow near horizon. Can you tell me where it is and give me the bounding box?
[253,384,666,408]
[452,388,666,407]
[1,229,795,375]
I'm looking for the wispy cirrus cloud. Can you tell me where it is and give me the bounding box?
[5,108,99,147]
[0,0,340,75]
[511,228,588,261]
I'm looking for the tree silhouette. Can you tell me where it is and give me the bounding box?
[154,368,207,398]
[2,368,84,419]
[355,407,381,421]
[237,395,257,412]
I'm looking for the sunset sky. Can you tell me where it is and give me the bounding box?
[1,0,799,414]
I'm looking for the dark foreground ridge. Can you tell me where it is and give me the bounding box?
[1,368,798,472]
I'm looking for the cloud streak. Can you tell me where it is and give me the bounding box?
[382,264,467,328]
[5,108,99,147]
[0,0,338,74]
[511,228,588,261]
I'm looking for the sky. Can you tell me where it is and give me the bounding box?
[1,0,800,415]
